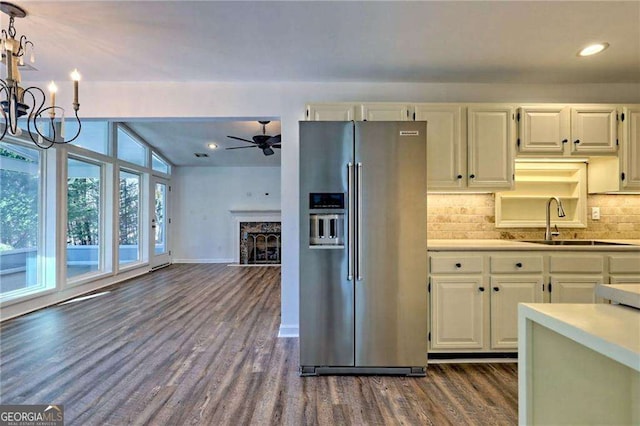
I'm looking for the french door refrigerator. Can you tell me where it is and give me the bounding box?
[299,120,427,376]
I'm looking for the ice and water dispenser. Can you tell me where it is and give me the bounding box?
[308,193,344,247]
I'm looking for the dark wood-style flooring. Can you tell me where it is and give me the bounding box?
[0,264,518,425]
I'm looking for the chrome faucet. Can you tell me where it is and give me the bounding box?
[545,197,566,241]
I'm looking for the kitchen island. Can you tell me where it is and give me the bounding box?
[518,299,640,425]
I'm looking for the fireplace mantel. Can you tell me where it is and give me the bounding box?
[229,209,281,215]
[230,209,281,264]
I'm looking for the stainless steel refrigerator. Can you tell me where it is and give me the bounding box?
[299,120,427,376]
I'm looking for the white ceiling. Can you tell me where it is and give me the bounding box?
[125,119,282,167]
[9,0,640,166]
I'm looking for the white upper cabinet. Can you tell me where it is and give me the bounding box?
[305,103,358,121]
[517,105,618,156]
[306,102,636,193]
[622,106,640,190]
[415,105,466,191]
[360,103,412,121]
[571,105,618,154]
[517,106,569,154]
[467,106,515,189]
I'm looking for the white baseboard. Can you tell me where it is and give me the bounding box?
[278,324,299,338]
[173,258,234,264]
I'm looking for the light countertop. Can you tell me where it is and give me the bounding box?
[597,284,640,309]
[428,239,640,251]
[519,303,640,372]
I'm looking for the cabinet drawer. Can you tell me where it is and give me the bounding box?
[549,255,604,273]
[608,255,640,274]
[430,256,483,273]
[490,256,543,273]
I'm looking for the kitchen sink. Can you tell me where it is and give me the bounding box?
[520,240,632,246]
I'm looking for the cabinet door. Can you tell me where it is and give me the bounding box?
[306,103,358,121]
[570,106,618,154]
[550,276,605,303]
[467,106,515,189]
[416,105,466,190]
[490,276,544,349]
[517,106,569,155]
[430,276,485,350]
[360,103,411,121]
[622,107,640,189]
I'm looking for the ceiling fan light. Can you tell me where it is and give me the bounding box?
[207,143,218,149]
[578,42,609,57]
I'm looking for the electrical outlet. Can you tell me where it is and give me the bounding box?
[591,207,600,220]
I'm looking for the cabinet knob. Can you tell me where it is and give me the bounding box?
[515,262,523,268]
[455,262,462,268]
[574,139,580,144]
[457,174,463,179]
[561,139,568,144]
[478,286,485,292]
[493,287,500,292]
[469,174,476,179]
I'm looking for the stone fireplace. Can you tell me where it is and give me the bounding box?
[239,222,281,264]
[229,209,281,265]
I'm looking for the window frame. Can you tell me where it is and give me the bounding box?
[0,137,53,304]
[65,153,112,286]
[1,120,173,309]
[117,167,145,270]
[116,124,149,168]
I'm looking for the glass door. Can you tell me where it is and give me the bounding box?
[150,177,171,269]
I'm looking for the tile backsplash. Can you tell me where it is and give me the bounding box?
[427,194,640,240]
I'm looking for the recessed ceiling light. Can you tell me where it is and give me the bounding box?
[207,143,218,150]
[578,42,609,57]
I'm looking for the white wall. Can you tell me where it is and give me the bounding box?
[50,80,640,336]
[172,166,281,263]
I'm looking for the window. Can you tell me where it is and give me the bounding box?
[65,120,109,155]
[67,157,102,279]
[152,152,170,174]
[154,182,167,255]
[117,126,147,167]
[0,143,44,299]
[119,170,141,266]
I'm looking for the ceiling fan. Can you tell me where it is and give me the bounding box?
[226,121,281,156]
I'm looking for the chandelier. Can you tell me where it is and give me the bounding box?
[0,2,81,149]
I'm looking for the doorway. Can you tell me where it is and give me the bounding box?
[150,176,171,269]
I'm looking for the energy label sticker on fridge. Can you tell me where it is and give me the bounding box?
[399,131,419,136]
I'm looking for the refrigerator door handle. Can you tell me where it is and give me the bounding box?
[356,162,363,281]
[347,162,354,281]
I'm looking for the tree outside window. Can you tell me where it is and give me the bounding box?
[119,170,140,265]
[67,158,101,278]
[0,145,41,294]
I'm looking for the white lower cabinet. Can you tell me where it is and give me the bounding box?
[428,249,636,354]
[430,276,485,350]
[608,254,640,284]
[549,276,604,303]
[548,254,605,303]
[490,276,544,349]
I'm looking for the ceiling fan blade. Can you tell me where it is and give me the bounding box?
[267,135,281,144]
[262,147,275,156]
[227,135,255,144]
[226,146,258,150]
[271,144,281,149]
